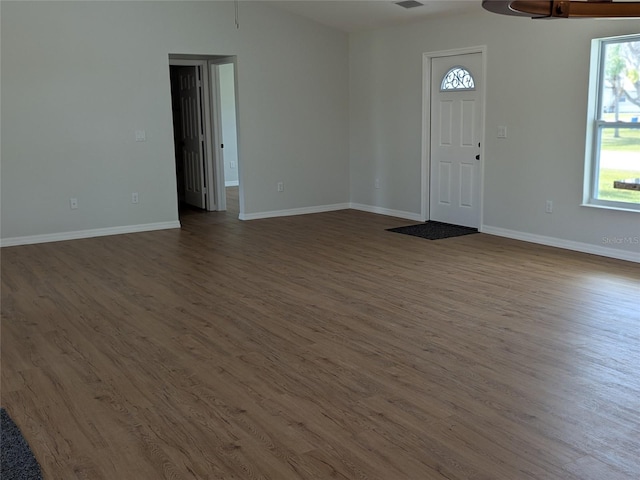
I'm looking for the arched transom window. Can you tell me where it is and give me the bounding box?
[440,66,475,91]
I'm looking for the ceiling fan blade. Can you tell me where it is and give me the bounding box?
[482,0,640,18]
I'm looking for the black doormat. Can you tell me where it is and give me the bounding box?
[387,221,478,240]
[1,408,43,480]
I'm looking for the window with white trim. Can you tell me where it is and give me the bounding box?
[585,34,640,211]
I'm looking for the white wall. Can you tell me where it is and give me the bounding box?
[219,63,239,187]
[1,1,349,241]
[349,10,640,258]
[2,1,638,260]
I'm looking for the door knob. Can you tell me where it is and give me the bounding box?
[475,154,480,160]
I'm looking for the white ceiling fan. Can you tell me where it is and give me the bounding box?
[482,0,640,18]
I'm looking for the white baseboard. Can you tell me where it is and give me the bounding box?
[225,180,239,187]
[0,221,181,248]
[349,203,423,222]
[481,225,640,263]
[239,203,350,221]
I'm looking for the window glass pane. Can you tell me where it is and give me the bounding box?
[596,127,640,203]
[601,40,640,122]
[440,67,475,91]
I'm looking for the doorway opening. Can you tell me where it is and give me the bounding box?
[168,55,240,217]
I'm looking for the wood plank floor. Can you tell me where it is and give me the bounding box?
[2,188,639,479]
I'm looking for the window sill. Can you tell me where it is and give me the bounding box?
[581,203,640,214]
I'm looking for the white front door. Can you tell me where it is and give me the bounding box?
[430,53,483,228]
[176,66,207,209]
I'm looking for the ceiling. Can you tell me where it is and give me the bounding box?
[267,0,483,33]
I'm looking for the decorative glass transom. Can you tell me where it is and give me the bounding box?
[440,66,475,91]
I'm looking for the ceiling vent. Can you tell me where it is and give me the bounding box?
[395,1,424,9]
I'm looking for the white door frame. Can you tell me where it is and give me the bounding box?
[421,46,487,227]
[170,56,240,213]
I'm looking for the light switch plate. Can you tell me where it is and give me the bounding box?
[135,130,146,142]
[497,126,507,138]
